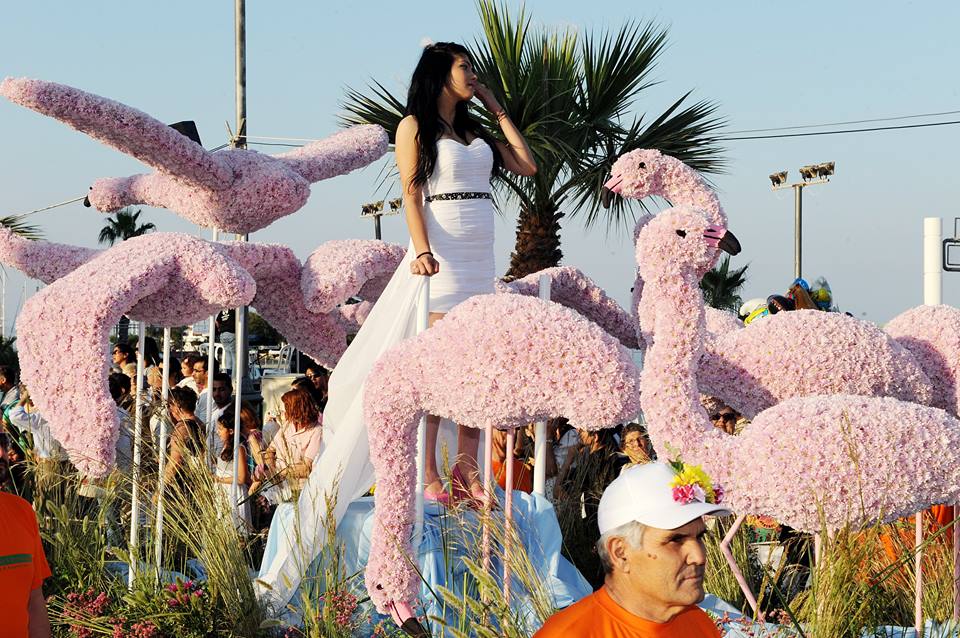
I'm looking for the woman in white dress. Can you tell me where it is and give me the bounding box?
[396,42,537,501]
[256,41,536,604]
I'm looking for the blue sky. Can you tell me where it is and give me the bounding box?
[2,1,958,333]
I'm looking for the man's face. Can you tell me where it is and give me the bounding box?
[622,518,709,611]
[710,409,737,435]
[211,380,231,408]
[192,361,208,388]
[305,370,328,395]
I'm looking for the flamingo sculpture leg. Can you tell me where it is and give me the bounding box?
[605,147,940,418]
[635,207,960,609]
[0,77,388,234]
[362,294,641,630]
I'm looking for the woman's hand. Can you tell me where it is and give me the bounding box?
[474,83,502,114]
[410,253,440,276]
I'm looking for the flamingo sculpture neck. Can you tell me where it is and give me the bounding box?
[638,207,736,460]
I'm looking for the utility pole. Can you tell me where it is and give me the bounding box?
[769,162,835,280]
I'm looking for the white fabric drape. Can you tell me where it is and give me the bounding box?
[256,252,426,607]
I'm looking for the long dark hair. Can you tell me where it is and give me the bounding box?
[406,42,502,188]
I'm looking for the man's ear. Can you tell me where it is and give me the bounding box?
[607,536,631,573]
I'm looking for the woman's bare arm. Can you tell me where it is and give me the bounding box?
[396,115,439,276]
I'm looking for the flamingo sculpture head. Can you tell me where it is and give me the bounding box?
[603,149,675,202]
[362,294,641,616]
[0,77,388,233]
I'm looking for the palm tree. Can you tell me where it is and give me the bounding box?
[700,255,749,313]
[341,0,725,279]
[97,208,156,246]
[98,208,156,342]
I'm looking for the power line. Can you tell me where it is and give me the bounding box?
[720,119,960,141]
[725,108,960,134]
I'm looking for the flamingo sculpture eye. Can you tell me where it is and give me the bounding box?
[639,161,646,169]
[676,229,687,237]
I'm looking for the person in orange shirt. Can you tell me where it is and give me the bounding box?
[0,433,52,638]
[535,462,728,638]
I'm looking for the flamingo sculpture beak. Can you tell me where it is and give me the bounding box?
[704,226,741,256]
[386,600,429,637]
[601,174,623,209]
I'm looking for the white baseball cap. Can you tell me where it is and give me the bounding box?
[597,462,731,534]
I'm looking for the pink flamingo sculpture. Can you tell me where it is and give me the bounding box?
[0,77,388,233]
[885,304,960,415]
[606,148,935,418]
[362,294,641,632]
[4,230,404,475]
[636,207,960,609]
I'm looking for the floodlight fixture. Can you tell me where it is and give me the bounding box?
[815,161,835,179]
[769,171,788,188]
[798,165,818,182]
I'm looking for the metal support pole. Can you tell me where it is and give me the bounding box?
[154,327,171,570]
[920,216,942,633]
[374,215,382,241]
[533,274,551,495]
[793,184,803,280]
[205,229,219,461]
[234,0,246,148]
[128,323,147,588]
[231,303,246,527]
[413,278,430,554]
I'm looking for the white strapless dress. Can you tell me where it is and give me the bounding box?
[257,137,496,606]
[422,137,495,312]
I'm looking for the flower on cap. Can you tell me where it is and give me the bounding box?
[669,459,723,505]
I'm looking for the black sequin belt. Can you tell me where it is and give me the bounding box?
[424,191,492,203]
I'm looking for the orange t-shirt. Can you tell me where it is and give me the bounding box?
[533,586,720,638]
[0,492,51,638]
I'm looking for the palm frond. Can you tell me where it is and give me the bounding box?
[339,81,406,143]
[0,214,43,240]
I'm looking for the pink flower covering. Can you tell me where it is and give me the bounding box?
[17,233,257,476]
[220,241,350,368]
[638,208,960,533]
[300,240,406,313]
[0,77,388,234]
[699,310,933,419]
[499,266,639,349]
[335,301,373,334]
[363,294,641,612]
[0,228,98,283]
[704,308,742,338]
[885,305,960,415]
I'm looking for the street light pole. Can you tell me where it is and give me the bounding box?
[769,162,835,281]
[793,184,802,280]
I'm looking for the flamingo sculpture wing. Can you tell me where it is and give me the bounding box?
[0,77,389,234]
[0,227,98,283]
[300,239,406,314]
[498,266,640,349]
[17,233,257,476]
[363,293,641,618]
[607,147,938,417]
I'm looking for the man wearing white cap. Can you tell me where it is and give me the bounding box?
[534,461,728,637]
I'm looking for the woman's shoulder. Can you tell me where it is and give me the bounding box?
[397,115,420,141]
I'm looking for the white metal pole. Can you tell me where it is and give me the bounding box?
[128,322,147,588]
[154,327,172,569]
[413,277,430,553]
[503,427,516,604]
[918,216,942,634]
[533,274,551,496]
[231,303,245,527]
[205,229,219,464]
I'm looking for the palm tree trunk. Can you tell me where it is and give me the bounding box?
[504,201,564,280]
